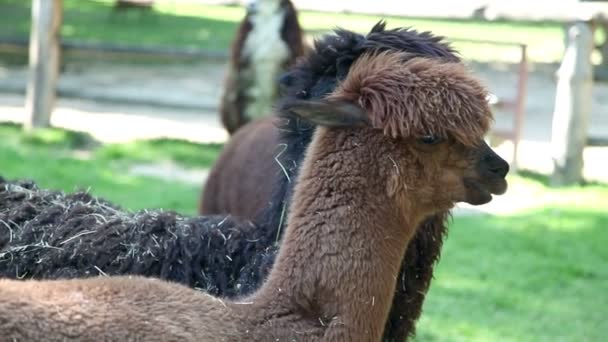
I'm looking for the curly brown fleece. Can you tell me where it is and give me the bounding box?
[329,52,492,144]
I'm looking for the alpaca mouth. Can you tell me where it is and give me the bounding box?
[463,177,508,205]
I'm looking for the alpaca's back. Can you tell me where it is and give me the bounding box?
[0,276,240,341]
[200,117,280,217]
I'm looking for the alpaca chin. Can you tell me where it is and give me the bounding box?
[463,177,508,205]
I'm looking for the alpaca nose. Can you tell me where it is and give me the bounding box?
[484,154,510,178]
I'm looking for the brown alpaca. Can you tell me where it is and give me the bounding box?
[199,116,449,340]
[220,0,307,134]
[200,117,280,216]
[201,23,474,339]
[0,53,508,341]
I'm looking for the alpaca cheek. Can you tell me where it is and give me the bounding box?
[438,172,467,202]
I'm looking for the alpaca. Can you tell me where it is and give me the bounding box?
[0,27,509,341]
[201,21,463,340]
[199,117,280,216]
[220,0,306,134]
[200,116,449,341]
[0,178,274,298]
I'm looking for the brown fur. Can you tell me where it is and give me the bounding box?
[0,52,507,341]
[280,0,307,65]
[200,118,280,216]
[0,276,240,341]
[200,115,450,340]
[329,52,492,145]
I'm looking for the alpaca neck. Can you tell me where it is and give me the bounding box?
[251,127,424,340]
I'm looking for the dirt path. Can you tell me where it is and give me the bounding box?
[129,162,209,185]
[0,92,228,144]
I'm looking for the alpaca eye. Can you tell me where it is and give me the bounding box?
[418,135,442,145]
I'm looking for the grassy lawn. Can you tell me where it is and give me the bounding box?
[1,123,606,340]
[416,187,608,341]
[0,0,588,63]
[0,123,219,214]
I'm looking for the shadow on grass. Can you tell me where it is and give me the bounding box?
[416,206,608,340]
[0,122,99,149]
[96,138,223,168]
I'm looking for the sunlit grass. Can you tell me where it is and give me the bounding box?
[0,123,217,214]
[416,201,608,341]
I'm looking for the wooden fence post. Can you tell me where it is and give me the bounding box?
[551,22,594,186]
[24,0,63,130]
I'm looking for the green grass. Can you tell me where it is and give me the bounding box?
[413,171,608,340]
[96,138,223,169]
[415,196,608,341]
[1,122,607,340]
[0,0,580,63]
[0,123,219,214]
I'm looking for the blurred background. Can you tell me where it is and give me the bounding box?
[0,0,606,340]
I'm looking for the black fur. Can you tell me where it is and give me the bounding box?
[0,179,276,298]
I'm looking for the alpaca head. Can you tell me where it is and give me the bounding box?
[283,47,508,215]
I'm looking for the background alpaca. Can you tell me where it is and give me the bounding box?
[199,117,280,216]
[220,0,306,134]
[0,39,508,340]
[200,21,461,340]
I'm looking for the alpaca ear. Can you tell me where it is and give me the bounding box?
[287,99,370,127]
